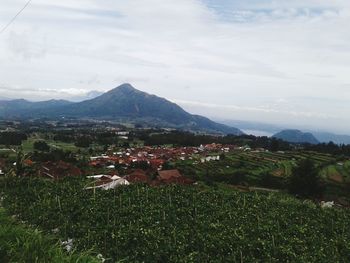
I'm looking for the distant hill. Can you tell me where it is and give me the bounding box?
[312,132,350,145]
[273,129,319,144]
[0,84,242,135]
[215,119,350,145]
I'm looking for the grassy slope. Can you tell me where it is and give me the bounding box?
[0,208,98,263]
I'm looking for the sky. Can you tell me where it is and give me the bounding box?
[1,0,350,134]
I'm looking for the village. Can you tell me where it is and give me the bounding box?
[0,139,243,190]
[1,125,350,205]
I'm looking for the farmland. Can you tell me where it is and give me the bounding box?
[1,122,350,261]
[175,149,350,200]
[1,177,350,262]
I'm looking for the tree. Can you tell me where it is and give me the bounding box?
[269,138,280,152]
[260,171,285,189]
[75,136,92,148]
[288,159,323,197]
[8,148,30,177]
[0,132,27,146]
[33,140,50,152]
[162,161,174,170]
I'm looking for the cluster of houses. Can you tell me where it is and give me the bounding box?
[89,143,236,170]
[76,143,238,189]
[15,143,236,188]
[7,157,194,188]
[0,143,238,189]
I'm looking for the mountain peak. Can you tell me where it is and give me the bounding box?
[103,83,144,98]
[114,83,137,92]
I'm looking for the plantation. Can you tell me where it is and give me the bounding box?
[1,177,350,262]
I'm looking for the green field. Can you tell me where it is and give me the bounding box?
[21,138,80,153]
[1,177,350,262]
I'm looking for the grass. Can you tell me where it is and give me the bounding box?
[21,138,80,153]
[46,140,80,152]
[0,208,99,263]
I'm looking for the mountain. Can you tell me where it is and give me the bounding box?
[273,129,319,144]
[0,84,242,135]
[0,99,73,117]
[217,119,283,137]
[312,132,350,145]
[71,90,104,102]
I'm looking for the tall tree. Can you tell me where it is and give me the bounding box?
[288,159,322,197]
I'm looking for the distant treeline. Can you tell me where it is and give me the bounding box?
[140,131,291,151]
[0,132,27,146]
[305,142,350,157]
[53,131,120,147]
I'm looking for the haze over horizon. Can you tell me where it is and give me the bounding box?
[1,1,350,134]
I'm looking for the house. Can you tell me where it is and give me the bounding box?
[39,161,82,179]
[23,159,34,166]
[87,174,113,179]
[158,169,182,180]
[321,201,334,208]
[124,169,150,184]
[150,159,165,169]
[157,169,194,185]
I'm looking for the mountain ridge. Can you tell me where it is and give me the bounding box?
[0,84,243,135]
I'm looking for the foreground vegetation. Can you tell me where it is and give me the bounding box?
[1,177,350,262]
[0,207,98,263]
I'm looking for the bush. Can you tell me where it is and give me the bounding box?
[260,171,285,189]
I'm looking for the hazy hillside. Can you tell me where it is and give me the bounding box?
[312,131,350,145]
[0,99,72,117]
[273,130,319,144]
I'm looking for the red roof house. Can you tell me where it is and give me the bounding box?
[39,161,82,179]
[124,169,150,184]
[156,169,194,185]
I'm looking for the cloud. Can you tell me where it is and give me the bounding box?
[172,99,337,119]
[0,0,350,133]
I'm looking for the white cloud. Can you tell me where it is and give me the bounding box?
[0,0,350,133]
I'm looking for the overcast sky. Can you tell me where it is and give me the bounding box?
[1,0,350,133]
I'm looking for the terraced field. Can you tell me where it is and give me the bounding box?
[177,150,349,194]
